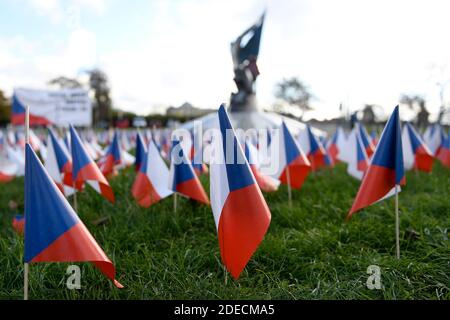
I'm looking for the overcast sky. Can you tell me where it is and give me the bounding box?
[1,0,450,121]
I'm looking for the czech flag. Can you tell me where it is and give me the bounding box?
[132,139,173,207]
[157,132,171,160]
[15,131,26,148]
[70,125,114,203]
[134,131,147,172]
[345,126,369,180]
[24,144,123,288]
[11,94,51,126]
[436,127,447,157]
[192,156,208,176]
[256,128,273,166]
[326,130,339,163]
[88,136,105,160]
[30,129,43,155]
[45,128,74,195]
[326,127,348,163]
[402,122,433,172]
[83,138,102,161]
[0,131,4,152]
[347,106,405,219]
[120,131,132,152]
[357,123,376,157]
[266,128,272,146]
[319,136,333,165]
[191,128,208,176]
[323,144,335,167]
[189,131,196,160]
[256,128,276,152]
[5,143,25,176]
[271,122,311,189]
[244,140,279,192]
[6,129,16,146]
[0,154,17,182]
[423,124,443,156]
[371,129,378,146]
[168,139,209,205]
[12,214,25,235]
[210,105,271,280]
[100,131,122,177]
[298,125,327,170]
[144,129,152,146]
[118,145,135,169]
[64,130,71,151]
[436,131,450,168]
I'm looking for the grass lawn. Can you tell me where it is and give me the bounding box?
[0,161,448,300]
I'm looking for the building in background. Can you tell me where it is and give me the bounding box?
[166,102,214,118]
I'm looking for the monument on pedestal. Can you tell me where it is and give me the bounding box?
[182,12,324,137]
[229,13,264,112]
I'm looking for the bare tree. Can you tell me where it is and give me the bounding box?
[400,94,429,130]
[274,77,314,121]
[87,69,112,128]
[0,89,10,126]
[47,76,82,89]
[428,63,450,124]
[361,104,377,125]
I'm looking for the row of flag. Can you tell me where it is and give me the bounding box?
[2,104,449,296]
[2,119,448,186]
[326,120,449,179]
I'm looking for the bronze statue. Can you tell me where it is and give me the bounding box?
[229,13,265,112]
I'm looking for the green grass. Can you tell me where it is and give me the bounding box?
[0,161,448,300]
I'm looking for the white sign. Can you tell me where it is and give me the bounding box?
[13,87,92,126]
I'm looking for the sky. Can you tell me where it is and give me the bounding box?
[1,0,450,121]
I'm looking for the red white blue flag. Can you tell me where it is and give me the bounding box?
[402,122,433,172]
[70,125,114,203]
[348,106,405,219]
[244,140,279,192]
[100,130,122,177]
[423,124,444,156]
[12,214,25,235]
[344,126,370,180]
[132,139,173,207]
[191,128,208,176]
[168,139,209,204]
[45,128,74,195]
[210,104,271,279]
[271,122,311,189]
[24,144,123,288]
[356,122,376,157]
[298,125,327,170]
[371,129,378,146]
[11,94,51,126]
[0,151,17,182]
[436,131,450,167]
[134,131,147,172]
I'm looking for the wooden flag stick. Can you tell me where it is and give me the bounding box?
[174,193,177,213]
[286,165,292,208]
[24,262,29,300]
[395,184,400,259]
[73,181,78,212]
[24,105,30,301]
[25,106,30,143]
